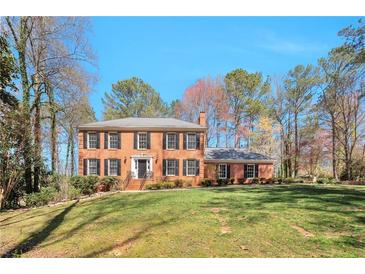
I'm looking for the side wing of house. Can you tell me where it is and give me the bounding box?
[204,148,274,183]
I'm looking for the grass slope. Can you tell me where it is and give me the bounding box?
[1,185,365,258]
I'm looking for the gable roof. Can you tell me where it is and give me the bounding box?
[78,117,206,131]
[204,148,274,163]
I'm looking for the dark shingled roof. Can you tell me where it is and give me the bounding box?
[205,148,273,162]
[78,117,206,130]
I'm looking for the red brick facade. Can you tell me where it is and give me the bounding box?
[78,112,274,190]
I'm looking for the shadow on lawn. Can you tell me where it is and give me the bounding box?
[1,201,79,258]
[205,185,365,250]
[32,193,170,253]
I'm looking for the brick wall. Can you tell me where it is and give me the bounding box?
[78,130,205,186]
[204,162,273,182]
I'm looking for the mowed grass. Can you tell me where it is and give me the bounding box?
[1,185,365,258]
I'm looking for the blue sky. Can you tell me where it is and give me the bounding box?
[89,16,359,120]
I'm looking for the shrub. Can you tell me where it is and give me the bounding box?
[70,175,98,195]
[145,181,175,190]
[283,178,295,184]
[162,182,175,189]
[217,178,229,186]
[24,187,57,207]
[68,186,82,200]
[317,177,329,184]
[238,178,246,185]
[266,178,274,184]
[229,178,235,184]
[174,179,184,188]
[97,176,119,192]
[259,177,267,184]
[200,179,213,187]
[251,178,260,184]
[183,180,192,188]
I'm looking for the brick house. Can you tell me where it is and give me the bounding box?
[78,112,274,190]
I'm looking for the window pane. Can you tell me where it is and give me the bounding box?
[167,134,176,149]
[247,165,254,178]
[88,159,97,175]
[187,160,196,176]
[218,164,227,179]
[109,159,118,176]
[187,134,196,149]
[167,160,176,176]
[109,133,119,149]
[88,133,97,149]
[138,133,147,149]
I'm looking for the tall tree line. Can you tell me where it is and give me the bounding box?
[0,17,96,208]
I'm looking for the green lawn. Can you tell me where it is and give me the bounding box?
[1,185,365,258]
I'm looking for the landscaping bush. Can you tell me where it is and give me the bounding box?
[216,178,229,186]
[70,175,98,195]
[251,178,260,184]
[174,179,184,188]
[200,179,213,187]
[183,180,192,188]
[238,178,246,185]
[161,182,175,189]
[229,178,235,184]
[67,186,82,200]
[145,181,175,190]
[97,176,119,192]
[24,187,57,207]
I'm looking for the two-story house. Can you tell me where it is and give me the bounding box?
[78,112,274,190]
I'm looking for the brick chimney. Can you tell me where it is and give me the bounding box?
[198,112,206,127]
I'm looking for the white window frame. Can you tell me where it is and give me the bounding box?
[186,133,197,150]
[108,132,119,149]
[88,159,98,175]
[218,164,227,179]
[166,160,176,176]
[186,160,196,176]
[87,132,97,149]
[246,164,255,179]
[137,132,148,150]
[108,159,118,176]
[166,133,177,150]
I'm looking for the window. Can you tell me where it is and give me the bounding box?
[246,164,255,179]
[166,133,177,149]
[88,133,97,149]
[218,164,227,179]
[138,133,147,149]
[109,159,118,176]
[166,160,176,176]
[187,133,196,150]
[187,160,196,176]
[109,133,119,149]
[88,159,97,175]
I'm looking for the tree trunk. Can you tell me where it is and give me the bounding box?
[331,116,338,180]
[294,112,299,177]
[70,127,75,175]
[47,84,57,174]
[33,79,41,192]
[8,17,33,194]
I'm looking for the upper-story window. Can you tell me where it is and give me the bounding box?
[138,132,148,149]
[109,133,119,149]
[166,133,177,149]
[88,133,97,149]
[218,164,227,179]
[187,133,197,150]
[88,159,98,175]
